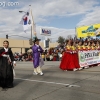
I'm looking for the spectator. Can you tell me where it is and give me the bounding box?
[46,53,50,61]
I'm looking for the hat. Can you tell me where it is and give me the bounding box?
[33,37,41,43]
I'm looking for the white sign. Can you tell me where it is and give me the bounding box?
[78,50,100,67]
[40,28,51,36]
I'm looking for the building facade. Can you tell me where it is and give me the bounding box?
[0,38,58,53]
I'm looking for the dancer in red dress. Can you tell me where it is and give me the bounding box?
[72,42,80,71]
[60,40,77,71]
[60,40,71,71]
[77,41,83,70]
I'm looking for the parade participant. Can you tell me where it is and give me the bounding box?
[72,42,80,71]
[60,40,76,71]
[77,41,83,51]
[77,41,83,70]
[91,41,96,50]
[96,41,100,50]
[82,41,90,69]
[32,37,44,76]
[95,41,100,66]
[0,40,16,89]
[60,40,71,71]
[82,41,87,51]
[87,42,92,50]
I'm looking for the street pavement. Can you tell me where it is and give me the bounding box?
[0,61,100,100]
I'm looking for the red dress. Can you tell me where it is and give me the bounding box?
[72,46,80,69]
[60,46,76,70]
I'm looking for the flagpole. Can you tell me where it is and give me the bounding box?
[29,5,36,38]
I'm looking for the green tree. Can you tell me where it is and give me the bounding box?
[57,36,65,44]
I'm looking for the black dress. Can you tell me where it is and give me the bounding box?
[0,48,15,88]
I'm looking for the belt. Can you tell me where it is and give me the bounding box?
[2,54,11,62]
[2,54,9,57]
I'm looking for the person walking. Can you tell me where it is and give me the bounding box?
[32,37,44,76]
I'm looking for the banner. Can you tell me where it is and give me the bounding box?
[76,23,100,38]
[78,50,100,67]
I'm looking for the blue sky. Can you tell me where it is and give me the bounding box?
[0,0,100,40]
[38,14,84,29]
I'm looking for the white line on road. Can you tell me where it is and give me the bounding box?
[15,78,80,87]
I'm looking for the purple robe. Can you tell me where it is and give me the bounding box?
[32,45,43,68]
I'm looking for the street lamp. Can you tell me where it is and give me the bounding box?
[19,11,27,13]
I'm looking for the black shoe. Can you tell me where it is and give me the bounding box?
[2,88,8,91]
[7,84,13,88]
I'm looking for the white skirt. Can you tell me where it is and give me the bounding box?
[39,56,44,67]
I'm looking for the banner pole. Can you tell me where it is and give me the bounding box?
[29,5,36,37]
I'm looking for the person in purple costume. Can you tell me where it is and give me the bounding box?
[32,37,44,76]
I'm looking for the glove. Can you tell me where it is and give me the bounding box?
[13,61,16,66]
[38,49,40,51]
[70,52,72,54]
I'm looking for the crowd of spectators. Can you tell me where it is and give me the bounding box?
[14,52,32,61]
[13,43,65,62]
[42,37,100,61]
[13,37,100,62]
[42,44,65,61]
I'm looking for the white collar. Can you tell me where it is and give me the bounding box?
[35,44,39,47]
[4,47,8,52]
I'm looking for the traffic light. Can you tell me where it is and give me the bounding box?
[29,39,33,45]
[6,34,8,39]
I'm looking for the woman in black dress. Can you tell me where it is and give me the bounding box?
[0,40,16,89]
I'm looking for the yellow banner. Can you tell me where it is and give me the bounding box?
[76,23,100,38]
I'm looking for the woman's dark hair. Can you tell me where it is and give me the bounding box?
[3,40,9,45]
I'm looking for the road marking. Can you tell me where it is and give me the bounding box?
[15,78,80,87]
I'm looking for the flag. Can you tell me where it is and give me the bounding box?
[19,9,32,32]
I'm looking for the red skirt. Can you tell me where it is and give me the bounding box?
[60,52,76,70]
[73,53,80,69]
[60,52,68,70]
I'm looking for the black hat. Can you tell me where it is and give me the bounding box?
[33,37,41,43]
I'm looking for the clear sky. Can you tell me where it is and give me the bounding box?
[0,0,100,41]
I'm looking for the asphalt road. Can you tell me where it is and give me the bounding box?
[0,61,100,100]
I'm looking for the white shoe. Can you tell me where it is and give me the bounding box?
[39,72,44,76]
[79,68,82,70]
[98,64,100,66]
[63,70,67,71]
[73,68,77,71]
[85,66,89,69]
[33,72,38,75]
